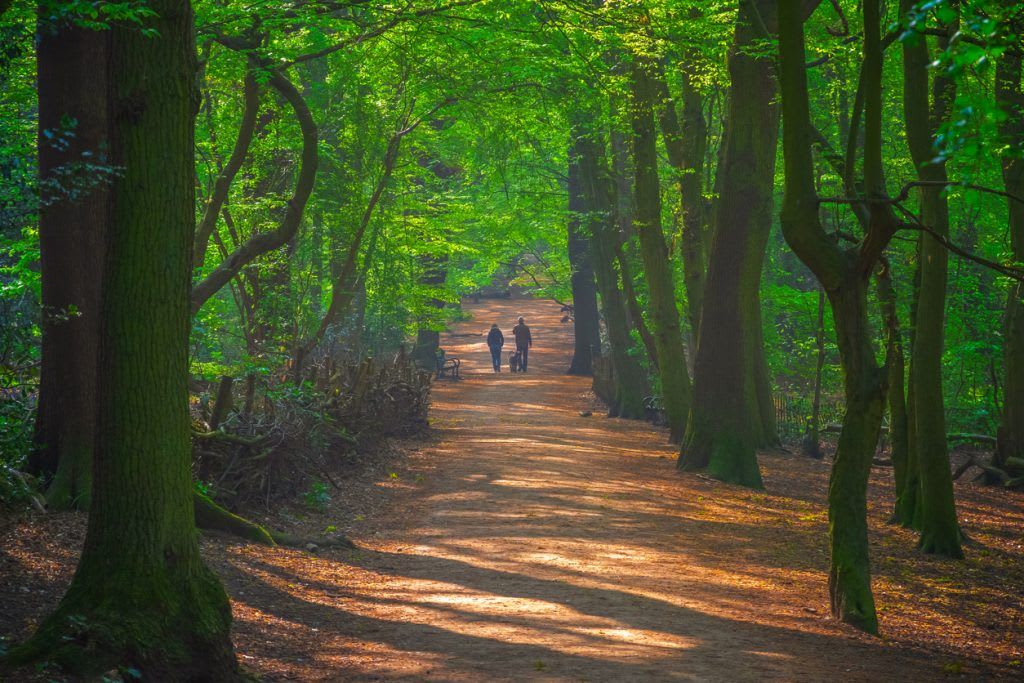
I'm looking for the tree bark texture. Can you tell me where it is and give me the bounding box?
[567,130,602,375]
[630,58,692,444]
[30,20,110,510]
[996,47,1024,473]
[9,3,240,676]
[901,1,962,557]
[680,0,779,487]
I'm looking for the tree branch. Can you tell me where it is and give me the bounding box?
[194,65,260,269]
[191,68,318,314]
[895,217,1024,281]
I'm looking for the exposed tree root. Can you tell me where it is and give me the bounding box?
[192,492,356,550]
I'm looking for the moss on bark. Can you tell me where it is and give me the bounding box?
[680,0,778,485]
[630,59,692,443]
[6,3,241,678]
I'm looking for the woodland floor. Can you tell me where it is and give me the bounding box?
[2,296,1024,681]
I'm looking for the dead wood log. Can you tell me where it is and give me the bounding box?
[192,429,267,447]
[952,455,976,481]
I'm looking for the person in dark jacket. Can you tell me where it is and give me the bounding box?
[486,323,504,372]
[512,316,532,372]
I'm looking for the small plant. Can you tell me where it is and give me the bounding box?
[302,481,331,513]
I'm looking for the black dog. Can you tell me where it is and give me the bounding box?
[509,349,524,373]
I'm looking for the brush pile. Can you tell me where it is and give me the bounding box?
[191,348,431,507]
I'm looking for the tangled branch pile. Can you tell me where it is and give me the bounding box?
[192,349,431,507]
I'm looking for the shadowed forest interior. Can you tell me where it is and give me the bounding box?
[1,0,1023,680]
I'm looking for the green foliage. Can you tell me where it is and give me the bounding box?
[302,481,331,514]
[0,0,1020,502]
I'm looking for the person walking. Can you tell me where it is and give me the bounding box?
[512,316,532,372]
[486,323,504,373]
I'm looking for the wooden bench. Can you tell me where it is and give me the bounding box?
[436,349,460,380]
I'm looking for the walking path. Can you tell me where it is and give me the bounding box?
[219,296,987,681]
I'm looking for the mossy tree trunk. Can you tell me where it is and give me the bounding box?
[7,3,240,677]
[803,287,827,458]
[614,243,660,368]
[567,130,602,376]
[777,0,900,634]
[995,46,1024,473]
[879,262,911,524]
[679,0,778,486]
[653,60,706,344]
[901,2,962,557]
[573,117,648,418]
[630,57,692,443]
[29,19,110,510]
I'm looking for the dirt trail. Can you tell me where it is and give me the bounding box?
[5,296,1017,681]
[219,296,993,681]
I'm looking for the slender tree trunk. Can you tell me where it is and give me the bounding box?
[615,243,660,368]
[680,0,778,485]
[803,287,826,458]
[995,47,1024,472]
[29,20,110,509]
[777,0,896,634]
[411,256,448,369]
[752,304,780,445]
[575,119,647,417]
[630,58,692,443]
[879,261,911,523]
[8,2,239,677]
[826,279,886,634]
[567,131,601,375]
[295,129,402,380]
[193,66,259,270]
[653,61,706,343]
[901,2,962,557]
[898,250,923,527]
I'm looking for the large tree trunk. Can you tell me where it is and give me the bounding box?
[901,2,962,557]
[8,3,240,677]
[29,21,110,509]
[567,131,601,375]
[630,58,693,443]
[995,47,1024,474]
[679,0,778,486]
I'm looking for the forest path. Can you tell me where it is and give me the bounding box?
[223,297,958,681]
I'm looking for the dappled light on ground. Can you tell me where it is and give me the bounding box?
[214,297,1024,680]
[2,296,1021,680]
